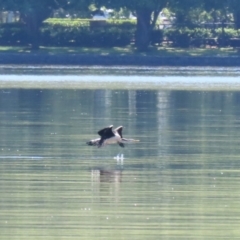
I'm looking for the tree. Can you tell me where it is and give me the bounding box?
[78,0,169,51]
[203,0,230,22]
[63,1,94,18]
[228,0,240,29]
[202,0,240,29]
[0,0,66,49]
[168,0,204,26]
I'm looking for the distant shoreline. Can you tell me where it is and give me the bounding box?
[1,52,240,66]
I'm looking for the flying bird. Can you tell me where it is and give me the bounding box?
[86,125,139,148]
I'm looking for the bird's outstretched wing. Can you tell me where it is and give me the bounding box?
[97,125,114,138]
[114,126,123,138]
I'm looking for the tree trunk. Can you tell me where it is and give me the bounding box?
[21,12,42,50]
[21,7,51,50]
[27,14,41,50]
[135,9,152,51]
[234,11,240,29]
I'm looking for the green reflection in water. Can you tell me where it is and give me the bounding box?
[0,88,240,239]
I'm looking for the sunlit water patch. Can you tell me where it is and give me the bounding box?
[1,65,240,76]
[1,66,240,90]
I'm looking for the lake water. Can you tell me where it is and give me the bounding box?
[1,66,240,239]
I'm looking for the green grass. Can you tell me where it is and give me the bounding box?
[0,45,239,57]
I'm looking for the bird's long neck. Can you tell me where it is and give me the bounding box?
[121,138,139,143]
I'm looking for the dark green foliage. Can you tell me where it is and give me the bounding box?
[2,18,240,48]
[0,19,136,47]
[164,28,192,47]
[41,25,134,47]
[41,19,136,47]
[0,22,29,45]
[150,29,163,45]
[164,27,240,47]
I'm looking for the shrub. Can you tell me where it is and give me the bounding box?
[150,29,163,45]
[2,18,240,48]
[214,28,240,46]
[0,19,135,47]
[164,28,193,47]
[163,27,240,47]
[41,18,136,47]
[0,22,29,45]
[191,28,214,47]
[193,28,212,39]
[44,18,90,27]
[41,24,135,47]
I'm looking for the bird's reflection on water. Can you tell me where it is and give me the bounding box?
[91,162,123,203]
[91,154,124,185]
[91,168,123,183]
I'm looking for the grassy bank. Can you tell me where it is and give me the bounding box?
[0,46,239,57]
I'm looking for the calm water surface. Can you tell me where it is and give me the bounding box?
[1,66,240,239]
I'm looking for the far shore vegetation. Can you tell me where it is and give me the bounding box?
[1,1,240,52]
